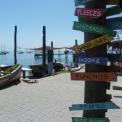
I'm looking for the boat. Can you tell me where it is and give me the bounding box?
[0,64,22,86]
[0,44,6,55]
[29,62,64,77]
[18,51,24,54]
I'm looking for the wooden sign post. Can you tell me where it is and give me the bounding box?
[69,102,120,110]
[75,34,113,53]
[73,22,117,37]
[72,117,109,122]
[75,8,106,18]
[83,0,108,118]
[71,72,117,81]
[76,57,108,65]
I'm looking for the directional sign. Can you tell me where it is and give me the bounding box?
[75,34,113,53]
[69,102,120,111]
[106,6,121,17]
[107,21,122,30]
[75,0,93,6]
[71,72,117,81]
[106,0,119,5]
[113,86,122,90]
[72,117,109,122]
[73,22,117,37]
[76,57,108,65]
[106,17,122,23]
[75,8,106,18]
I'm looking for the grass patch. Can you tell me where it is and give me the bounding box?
[54,70,69,75]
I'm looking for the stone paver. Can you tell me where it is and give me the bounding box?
[0,68,122,122]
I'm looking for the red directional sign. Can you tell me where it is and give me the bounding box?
[75,8,106,18]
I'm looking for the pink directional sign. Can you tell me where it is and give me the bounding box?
[75,8,106,18]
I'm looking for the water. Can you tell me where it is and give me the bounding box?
[0,51,73,68]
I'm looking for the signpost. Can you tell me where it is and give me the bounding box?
[69,102,120,110]
[75,0,93,6]
[75,8,106,18]
[72,117,109,122]
[75,34,113,53]
[76,57,108,65]
[71,72,117,81]
[107,21,122,30]
[73,22,117,37]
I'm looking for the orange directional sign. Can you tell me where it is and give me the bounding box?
[71,72,117,81]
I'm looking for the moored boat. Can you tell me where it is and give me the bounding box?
[0,64,22,86]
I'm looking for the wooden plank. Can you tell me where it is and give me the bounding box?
[113,86,122,90]
[73,22,117,37]
[71,72,117,81]
[75,34,113,53]
[69,102,120,110]
[107,21,122,30]
[75,0,93,6]
[106,6,121,17]
[72,117,109,122]
[106,0,119,5]
[75,8,106,18]
[76,57,108,65]
[106,17,122,23]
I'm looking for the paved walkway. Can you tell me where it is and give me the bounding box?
[0,68,122,122]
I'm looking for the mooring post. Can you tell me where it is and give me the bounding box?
[75,39,78,67]
[14,26,17,65]
[43,26,46,76]
[51,41,53,61]
[83,0,107,117]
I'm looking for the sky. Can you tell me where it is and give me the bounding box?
[0,0,122,51]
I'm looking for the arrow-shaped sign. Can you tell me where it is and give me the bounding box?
[106,0,119,5]
[76,57,108,65]
[75,8,106,18]
[107,21,122,30]
[72,117,109,122]
[75,0,93,6]
[71,72,117,81]
[73,22,117,37]
[106,6,121,17]
[69,102,120,110]
[106,17,122,23]
[75,34,113,53]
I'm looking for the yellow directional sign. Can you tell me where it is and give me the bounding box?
[75,34,113,53]
[106,0,119,5]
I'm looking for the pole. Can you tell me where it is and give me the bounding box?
[51,41,53,61]
[83,0,107,117]
[43,26,46,76]
[14,26,17,64]
[75,39,78,67]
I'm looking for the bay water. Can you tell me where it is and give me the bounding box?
[0,51,73,68]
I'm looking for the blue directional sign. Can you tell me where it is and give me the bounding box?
[107,21,122,30]
[75,0,93,6]
[69,102,120,110]
[76,57,108,65]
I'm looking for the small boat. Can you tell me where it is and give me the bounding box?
[18,51,24,54]
[0,64,22,86]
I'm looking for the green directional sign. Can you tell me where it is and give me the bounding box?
[73,21,117,37]
[72,117,109,122]
[106,6,121,17]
